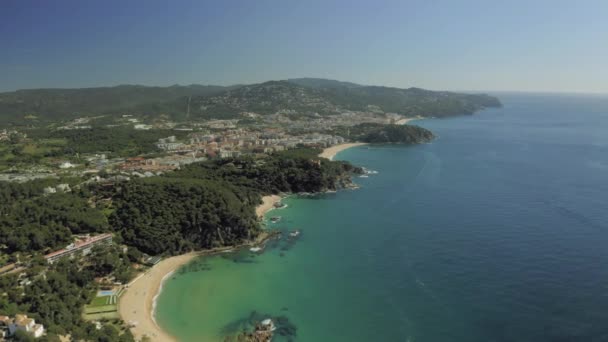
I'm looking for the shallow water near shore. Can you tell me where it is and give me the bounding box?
[156,93,608,341]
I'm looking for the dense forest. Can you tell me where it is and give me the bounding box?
[0,148,357,257]
[109,148,359,254]
[169,148,360,193]
[0,180,109,255]
[109,177,260,255]
[334,123,435,144]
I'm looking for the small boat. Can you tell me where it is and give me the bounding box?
[359,175,369,178]
[270,216,281,223]
[289,230,300,238]
[250,247,263,253]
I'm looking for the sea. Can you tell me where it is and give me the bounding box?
[156,93,608,342]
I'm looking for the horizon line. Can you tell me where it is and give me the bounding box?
[1,79,607,96]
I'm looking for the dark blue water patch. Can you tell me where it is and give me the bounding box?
[334,93,608,342]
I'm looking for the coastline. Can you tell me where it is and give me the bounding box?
[120,150,357,341]
[119,197,279,342]
[256,194,282,218]
[119,253,197,342]
[394,116,423,125]
[319,142,368,161]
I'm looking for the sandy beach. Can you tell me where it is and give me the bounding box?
[319,142,368,161]
[395,116,423,125]
[119,253,197,342]
[256,194,282,218]
[119,199,279,342]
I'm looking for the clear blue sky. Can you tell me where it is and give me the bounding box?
[1,0,607,93]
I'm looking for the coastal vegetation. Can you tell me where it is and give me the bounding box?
[0,148,357,259]
[0,180,108,254]
[109,148,358,255]
[335,123,435,144]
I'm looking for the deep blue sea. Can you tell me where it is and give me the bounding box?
[157,93,608,341]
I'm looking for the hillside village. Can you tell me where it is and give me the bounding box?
[0,109,409,182]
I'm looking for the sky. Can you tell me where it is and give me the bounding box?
[1,0,607,93]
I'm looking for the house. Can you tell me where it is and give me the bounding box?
[2,314,45,338]
[44,233,113,264]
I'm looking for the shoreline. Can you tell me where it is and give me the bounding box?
[395,115,423,125]
[319,142,368,161]
[119,221,277,342]
[120,150,360,341]
[119,253,197,342]
[256,194,282,218]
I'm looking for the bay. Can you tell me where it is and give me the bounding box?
[156,93,608,341]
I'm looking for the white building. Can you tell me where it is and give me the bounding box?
[45,233,113,264]
[5,314,45,338]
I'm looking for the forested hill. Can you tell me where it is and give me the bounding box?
[0,84,230,125]
[288,78,502,116]
[110,149,360,254]
[0,79,501,125]
[185,80,501,119]
[335,123,436,144]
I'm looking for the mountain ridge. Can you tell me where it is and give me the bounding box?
[0,78,501,125]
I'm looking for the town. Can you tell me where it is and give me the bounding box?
[0,110,412,183]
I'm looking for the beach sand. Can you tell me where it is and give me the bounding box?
[119,253,197,342]
[119,199,279,342]
[256,194,282,218]
[394,116,423,125]
[319,142,368,161]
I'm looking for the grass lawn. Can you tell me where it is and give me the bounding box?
[84,301,119,321]
[85,311,121,320]
[84,294,121,320]
[89,296,112,307]
[84,304,117,314]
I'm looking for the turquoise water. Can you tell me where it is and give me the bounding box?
[156,94,608,341]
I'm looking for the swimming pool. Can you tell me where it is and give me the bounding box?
[97,290,115,296]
